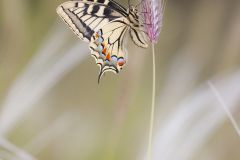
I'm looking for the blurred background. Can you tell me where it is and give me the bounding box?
[1,0,240,160]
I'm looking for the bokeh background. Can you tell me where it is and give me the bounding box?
[1,0,240,160]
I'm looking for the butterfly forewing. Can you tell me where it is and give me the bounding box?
[80,0,128,16]
[56,1,125,41]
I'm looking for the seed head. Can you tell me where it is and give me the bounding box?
[141,0,164,44]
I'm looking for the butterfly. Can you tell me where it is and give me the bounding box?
[56,0,148,83]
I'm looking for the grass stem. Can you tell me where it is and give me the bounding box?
[147,43,156,160]
[208,81,240,137]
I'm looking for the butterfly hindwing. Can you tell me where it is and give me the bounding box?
[89,17,129,82]
[56,1,126,41]
[130,28,148,48]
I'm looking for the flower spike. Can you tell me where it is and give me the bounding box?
[141,0,165,43]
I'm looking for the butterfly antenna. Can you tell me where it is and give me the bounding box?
[128,0,131,8]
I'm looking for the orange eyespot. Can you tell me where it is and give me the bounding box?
[106,53,111,61]
[95,33,99,38]
[102,41,107,47]
[118,60,125,66]
[102,48,107,54]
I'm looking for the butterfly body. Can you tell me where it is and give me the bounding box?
[57,0,148,82]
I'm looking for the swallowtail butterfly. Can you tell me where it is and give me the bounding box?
[56,0,148,82]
